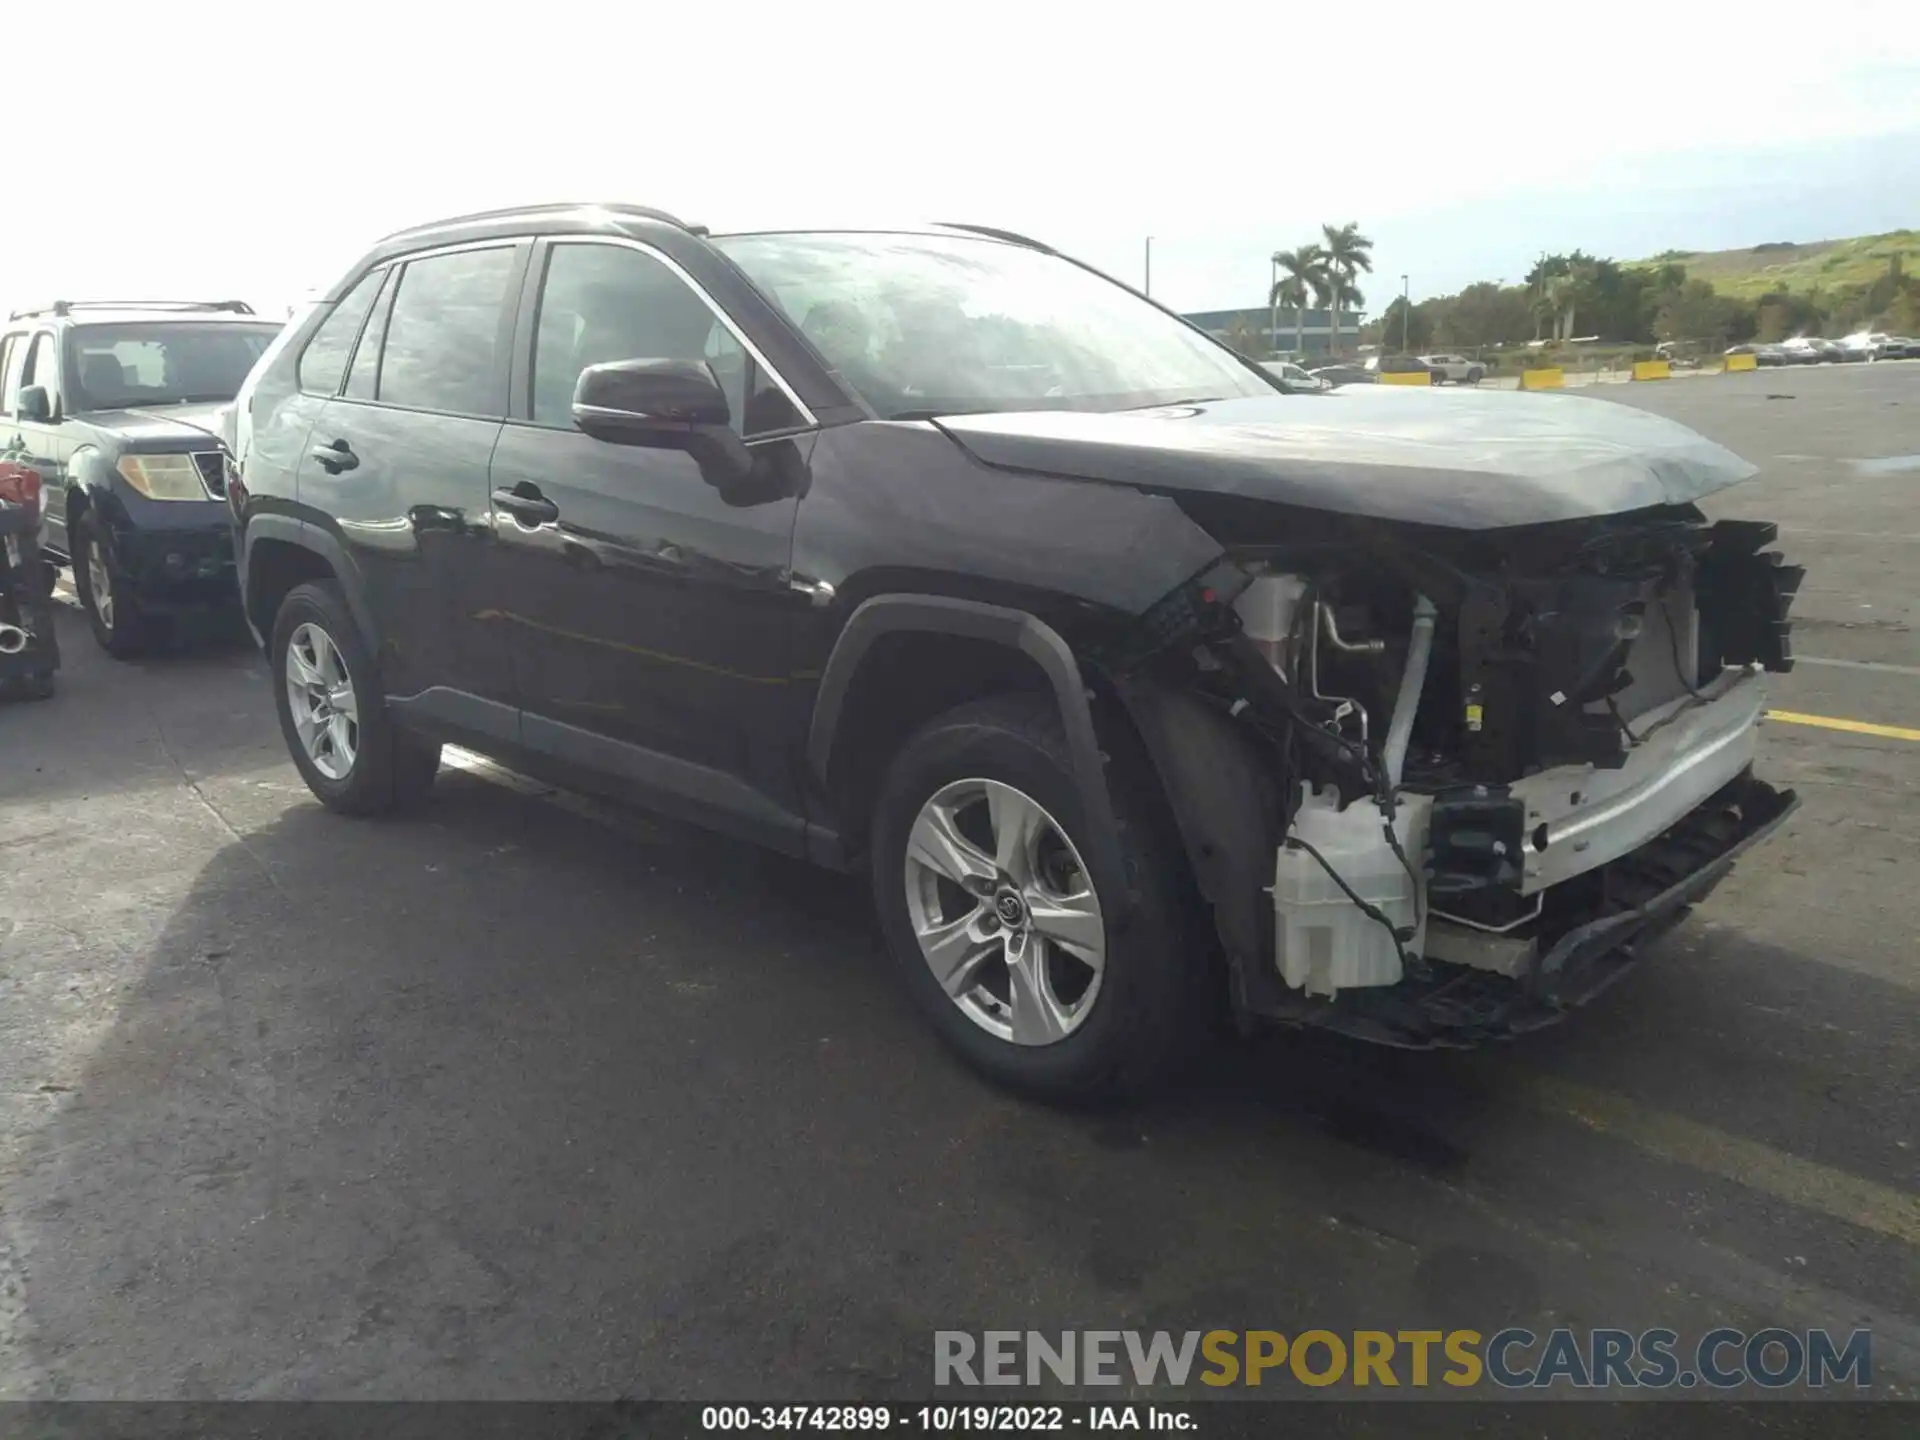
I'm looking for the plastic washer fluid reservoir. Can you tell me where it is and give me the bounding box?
[1272,783,1431,997]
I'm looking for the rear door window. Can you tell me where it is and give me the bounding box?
[0,334,23,413]
[377,246,517,416]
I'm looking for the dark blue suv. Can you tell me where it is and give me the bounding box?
[0,301,283,656]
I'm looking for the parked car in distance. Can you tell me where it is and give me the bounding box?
[1724,343,1788,367]
[1307,363,1377,388]
[1776,338,1829,364]
[1418,353,1485,385]
[1885,336,1920,359]
[231,204,1804,1101]
[1259,360,1330,394]
[1364,354,1439,380]
[0,301,283,656]
[1839,331,1895,360]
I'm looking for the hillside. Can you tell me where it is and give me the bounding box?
[1630,231,1918,301]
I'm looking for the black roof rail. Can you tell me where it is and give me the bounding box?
[7,299,256,320]
[935,222,1055,253]
[378,201,699,244]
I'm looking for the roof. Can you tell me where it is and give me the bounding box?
[6,300,266,326]
[372,202,1050,252]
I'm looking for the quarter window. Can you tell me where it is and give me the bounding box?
[345,269,399,401]
[530,242,800,435]
[377,246,516,415]
[298,269,385,396]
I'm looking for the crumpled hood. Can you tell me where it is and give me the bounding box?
[935,388,1758,529]
[80,402,234,450]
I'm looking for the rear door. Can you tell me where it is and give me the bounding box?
[295,240,527,747]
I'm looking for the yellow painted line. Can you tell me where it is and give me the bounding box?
[1767,709,1920,743]
[1514,1071,1920,1247]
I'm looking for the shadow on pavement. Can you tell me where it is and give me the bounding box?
[7,760,1916,1401]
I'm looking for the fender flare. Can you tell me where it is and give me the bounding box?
[240,514,380,656]
[807,594,1125,893]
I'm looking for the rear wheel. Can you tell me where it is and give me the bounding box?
[271,580,440,815]
[73,510,158,660]
[870,693,1201,1102]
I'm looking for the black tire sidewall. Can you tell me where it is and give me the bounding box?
[870,699,1189,1101]
[73,510,150,658]
[270,581,402,812]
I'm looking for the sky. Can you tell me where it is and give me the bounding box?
[5,0,1918,320]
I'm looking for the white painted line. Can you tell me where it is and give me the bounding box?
[1795,655,1920,678]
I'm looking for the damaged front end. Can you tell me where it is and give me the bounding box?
[1102,504,1804,1048]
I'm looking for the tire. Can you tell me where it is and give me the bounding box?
[72,509,159,660]
[869,692,1201,1102]
[270,580,440,816]
[1466,368,1483,385]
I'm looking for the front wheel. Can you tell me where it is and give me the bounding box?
[1465,368,1483,385]
[271,580,440,815]
[869,693,1201,1102]
[72,510,158,659]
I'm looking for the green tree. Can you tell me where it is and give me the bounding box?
[1435,282,1532,348]
[1270,245,1327,356]
[1319,222,1373,355]
[1654,278,1754,345]
[1378,295,1431,353]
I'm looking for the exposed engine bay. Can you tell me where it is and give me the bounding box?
[1102,502,1804,1047]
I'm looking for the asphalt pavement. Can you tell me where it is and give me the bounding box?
[0,362,1915,1419]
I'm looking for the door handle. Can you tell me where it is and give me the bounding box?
[492,484,558,526]
[310,439,358,474]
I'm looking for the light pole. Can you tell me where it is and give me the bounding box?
[1270,253,1281,359]
[1144,237,1153,297]
[1400,274,1410,354]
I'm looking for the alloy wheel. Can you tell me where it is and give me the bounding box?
[902,778,1106,1046]
[87,541,114,630]
[285,622,360,781]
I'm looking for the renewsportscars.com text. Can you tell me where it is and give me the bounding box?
[934,1328,1872,1391]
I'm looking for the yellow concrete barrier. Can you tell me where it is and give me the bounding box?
[1521,368,1564,390]
[1725,352,1758,373]
[1379,371,1431,386]
[1632,359,1672,381]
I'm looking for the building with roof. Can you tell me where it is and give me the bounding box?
[1180,305,1366,358]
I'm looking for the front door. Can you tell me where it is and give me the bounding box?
[293,242,526,748]
[485,236,814,848]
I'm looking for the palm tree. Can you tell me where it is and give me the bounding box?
[1271,246,1326,358]
[1319,222,1374,355]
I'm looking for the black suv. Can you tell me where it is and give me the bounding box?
[231,204,1801,1099]
[0,301,284,656]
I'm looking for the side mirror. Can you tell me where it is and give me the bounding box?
[573,358,730,441]
[17,386,52,424]
[572,358,754,491]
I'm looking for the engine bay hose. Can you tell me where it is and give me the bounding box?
[1383,595,1438,788]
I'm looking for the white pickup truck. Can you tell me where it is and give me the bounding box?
[1418,352,1486,385]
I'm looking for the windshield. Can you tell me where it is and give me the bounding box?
[712,231,1274,419]
[68,322,282,410]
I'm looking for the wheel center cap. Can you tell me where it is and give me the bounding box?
[994,890,1027,927]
